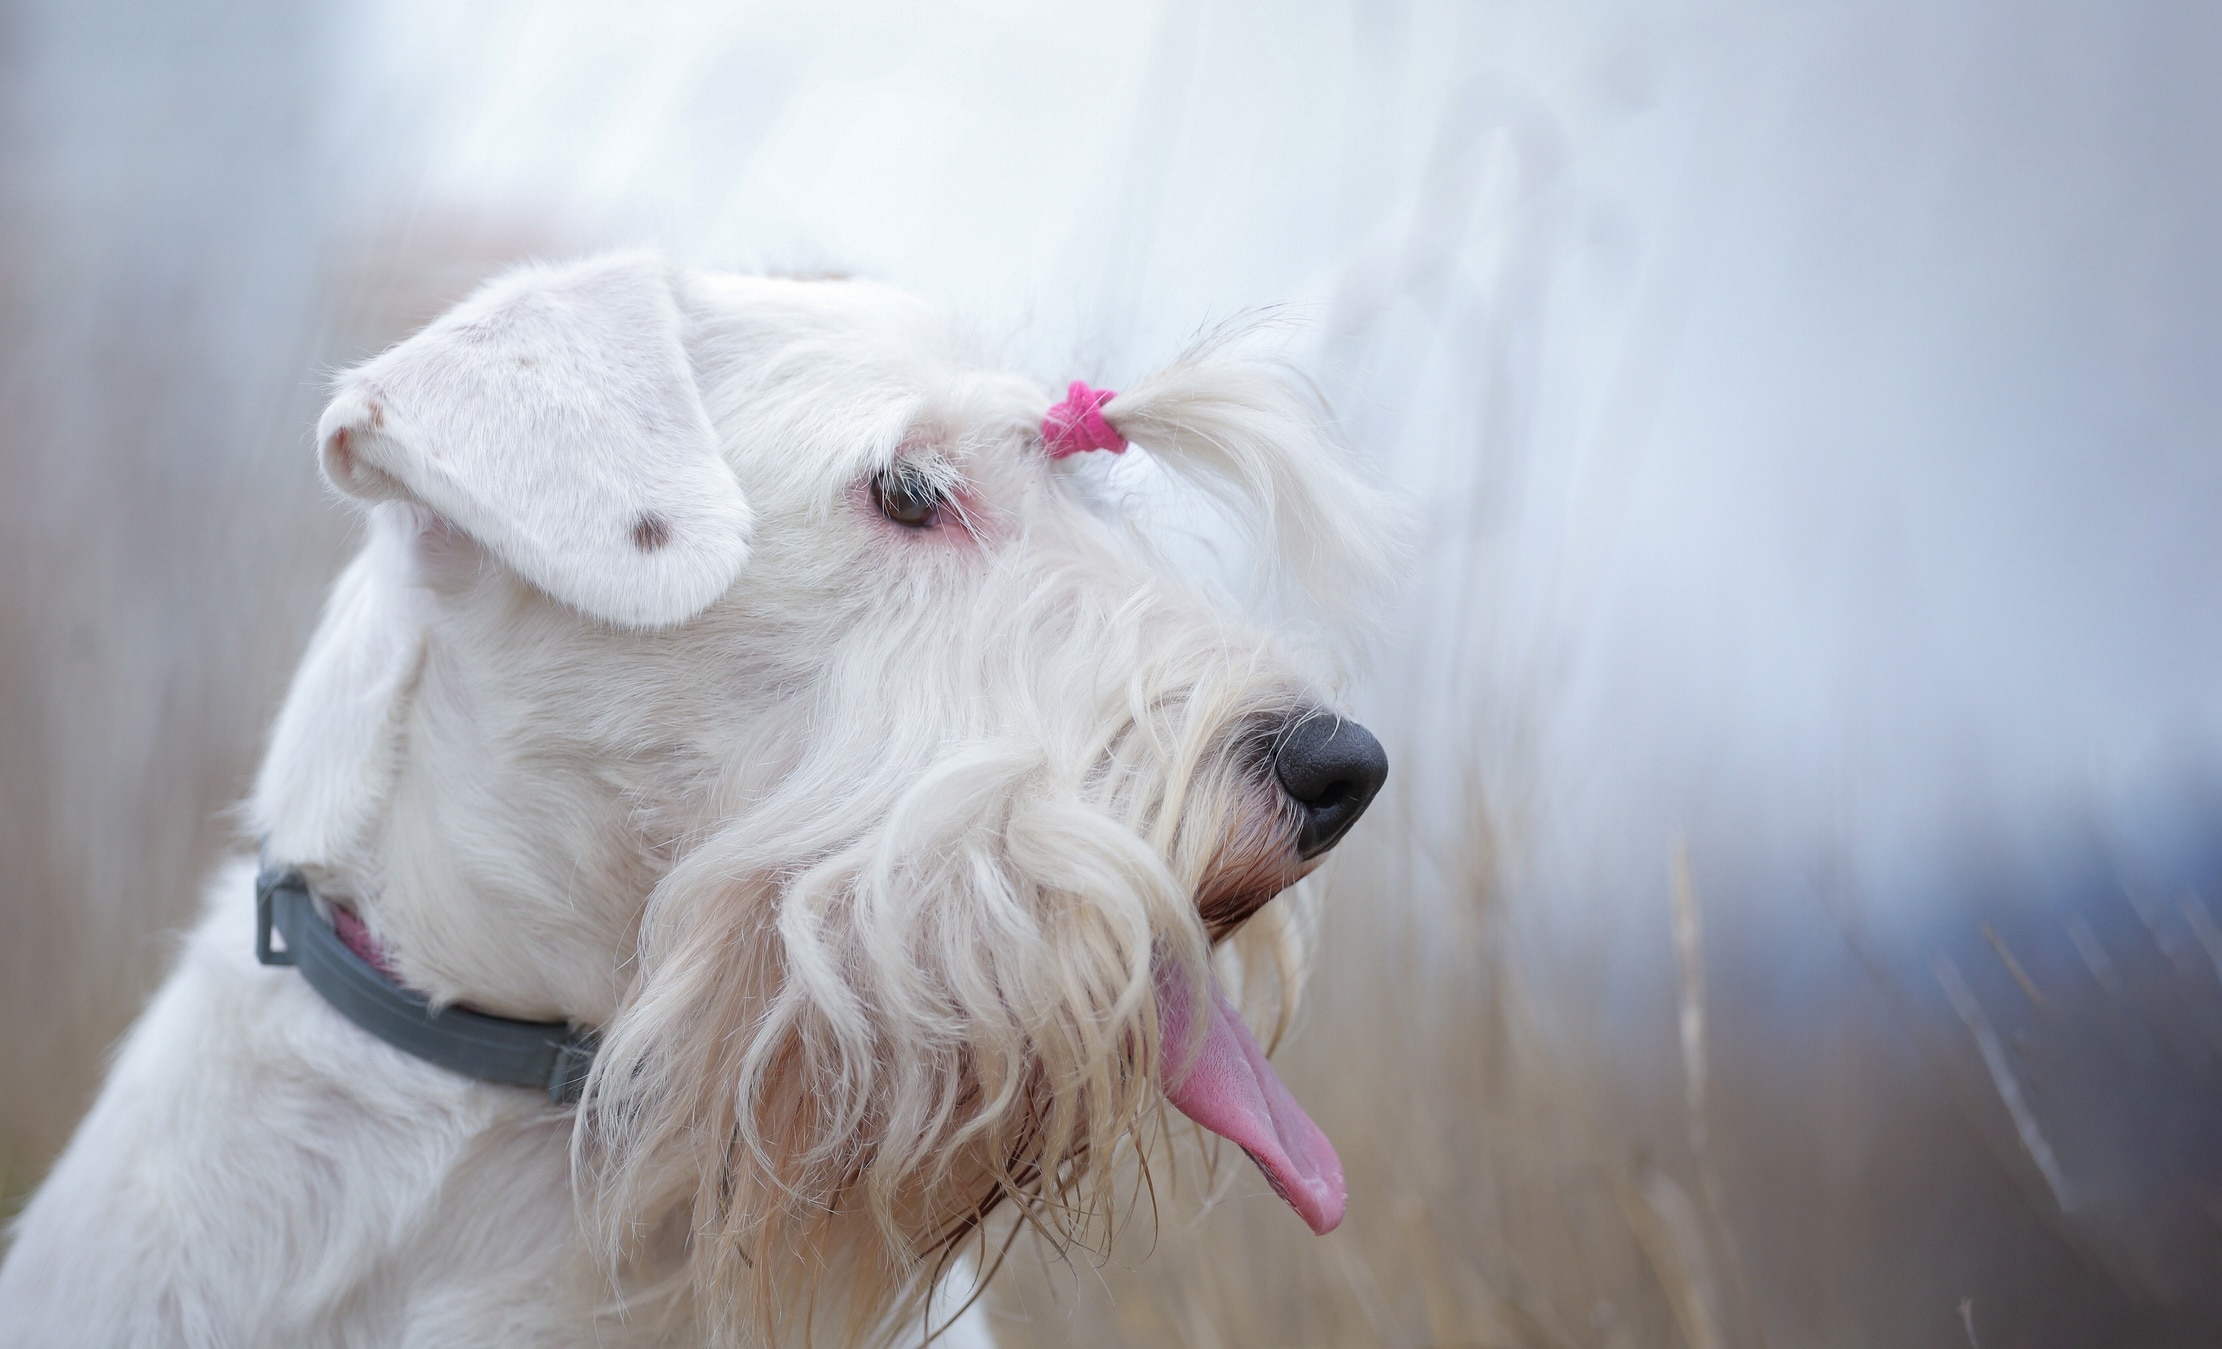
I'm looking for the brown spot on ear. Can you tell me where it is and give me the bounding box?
[366,400,384,429]
[326,427,353,476]
[632,513,672,552]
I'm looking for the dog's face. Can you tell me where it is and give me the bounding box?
[254,254,1396,1342]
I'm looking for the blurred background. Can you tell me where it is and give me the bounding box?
[6,1,2222,1344]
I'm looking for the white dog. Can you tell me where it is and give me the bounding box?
[0,253,1396,1347]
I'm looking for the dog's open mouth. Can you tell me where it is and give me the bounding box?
[1154,962,1347,1234]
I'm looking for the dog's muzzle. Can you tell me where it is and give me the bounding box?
[1273,716,1388,859]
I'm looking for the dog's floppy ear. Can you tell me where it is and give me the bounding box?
[316,252,751,628]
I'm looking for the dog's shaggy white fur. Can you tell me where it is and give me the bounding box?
[0,254,1396,1347]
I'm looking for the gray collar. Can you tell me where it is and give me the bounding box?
[255,865,598,1104]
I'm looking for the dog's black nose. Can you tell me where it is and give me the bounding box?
[1274,716,1388,859]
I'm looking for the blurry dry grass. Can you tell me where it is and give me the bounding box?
[7,235,2205,1346]
[2,203,2208,1349]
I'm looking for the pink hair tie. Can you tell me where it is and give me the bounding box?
[1042,381,1127,458]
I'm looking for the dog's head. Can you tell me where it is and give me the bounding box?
[254,253,1399,1343]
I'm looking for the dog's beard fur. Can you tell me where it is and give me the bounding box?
[576,553,1316,1347]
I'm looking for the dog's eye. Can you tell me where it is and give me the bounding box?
[873,466,944,529]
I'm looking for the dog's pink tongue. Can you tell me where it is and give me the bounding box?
[1156,970,1346,1235]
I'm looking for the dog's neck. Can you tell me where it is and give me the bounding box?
[258,519,672,1027]
[359,627,665,1024]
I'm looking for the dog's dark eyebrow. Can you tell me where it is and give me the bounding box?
[885,439,966,491]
